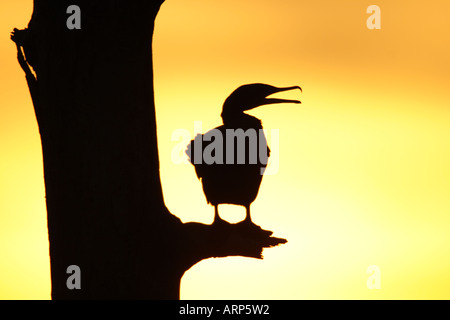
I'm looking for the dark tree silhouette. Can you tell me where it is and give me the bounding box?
[12,0,287,299]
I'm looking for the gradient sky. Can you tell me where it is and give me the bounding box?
[1,0,450,299]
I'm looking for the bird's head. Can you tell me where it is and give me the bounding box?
[221,83,302,123]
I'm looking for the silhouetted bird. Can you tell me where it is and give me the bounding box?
[187,83,302,226]
[11,28,40,120]
[10,28,38,73]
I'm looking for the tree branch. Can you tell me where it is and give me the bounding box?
[181,221,287,271]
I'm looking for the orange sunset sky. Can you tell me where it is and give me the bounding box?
[1,0,450,299]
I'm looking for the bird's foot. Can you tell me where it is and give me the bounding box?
[212,217,230,228]
[236,219,273,237]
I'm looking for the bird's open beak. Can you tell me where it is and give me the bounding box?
[262,86,302,106]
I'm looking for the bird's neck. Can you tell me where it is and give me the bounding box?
[221,110,261,129]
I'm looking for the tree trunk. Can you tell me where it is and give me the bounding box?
[17,0,286,299]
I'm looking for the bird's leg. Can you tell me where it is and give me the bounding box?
[238,204,267,232]
[213,205,226,225]
[241,204,271,234]
[243,205,253,224]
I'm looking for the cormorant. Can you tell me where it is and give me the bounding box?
[10,28,38,73]
[186,83,302,226]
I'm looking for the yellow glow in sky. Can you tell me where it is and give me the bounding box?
[1,0,450,299]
